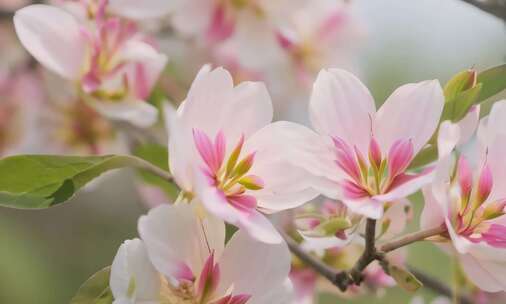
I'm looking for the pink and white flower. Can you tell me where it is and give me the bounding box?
[165,66,320,243]
[421,100,506,292]
[109,202,294,304]
[269,68,444,219]
[14,3,167,127]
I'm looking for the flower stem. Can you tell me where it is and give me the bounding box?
[379,225,447,253]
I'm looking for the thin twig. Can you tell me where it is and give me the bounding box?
[282,231,350,291]
[283,219,474,302]
[380,225,447,253]
[132,156,173,182]
[459,0,506,21]
[409,267,473,304]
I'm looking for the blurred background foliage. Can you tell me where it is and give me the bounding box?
[0,0,505,303]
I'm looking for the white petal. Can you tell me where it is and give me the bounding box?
[14,4,85,79]
[342,197,384,219]
[108,0,179,20]
[164,103,194,191]
[217,230,292,303]
[437,121,460,158]
[110,239,160,303]
[459,253,505,292]
[245,121,341,191]
[480,99,506,146]
[456,105,480,146]
[375,80,444,154]
[138,204,225,279]
[91,99,158,128]
[180,67,273,146]
[420,186,445,230]
[485,133,506,202]
[309,68,375,154]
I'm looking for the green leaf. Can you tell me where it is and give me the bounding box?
[388,264,423,293]
[0,154,164,209]
[70,267,113,304]
[443,69,477,102]
[477,64,506,102]
[409,145,438,170]
[133,144,179,199]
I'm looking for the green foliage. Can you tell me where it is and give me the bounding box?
[476,63,506,102]
[388,264,423,293]
[0,154,161,209]
[70,267,113,304]
[133,143,179,200]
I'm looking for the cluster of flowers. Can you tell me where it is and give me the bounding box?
[5,0,506,303]
[1,0,361,158]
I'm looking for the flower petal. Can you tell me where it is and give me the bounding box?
[217,230,292,304]
[91,98,158,128]
[374,168,435,202]
[14,4,85,79]
[108,0,179,20]
[420,186,446,230]
[342,197,384,219]
[374,80,444,155]
[245,121,340,204]
[110,239,160,303]
[309,68,375,154]
[138,203,225,279]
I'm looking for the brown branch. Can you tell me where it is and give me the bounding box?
[283,220,477,303]
[459,0,506,21]
[409,267,473,304]
[380,225,447,253]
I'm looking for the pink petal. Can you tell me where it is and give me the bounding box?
[375,167,435,202]
[193,128,220,173]
[206,4,235,44]
[387,139,414,179]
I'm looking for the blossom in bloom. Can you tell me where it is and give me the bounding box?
[267,68,444,219]
[421,100,506,292]
[110,202,294,303]
[165,66,320,243]
[276,0,363,86]
[14,3,167,127]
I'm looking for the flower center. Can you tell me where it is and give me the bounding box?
[162,253,251,304]
[334,136,414,200]
[193,129,264,214]
[449,156,506,247]
[80,16,142,101]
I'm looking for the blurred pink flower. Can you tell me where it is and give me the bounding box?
[14,3,167,127]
